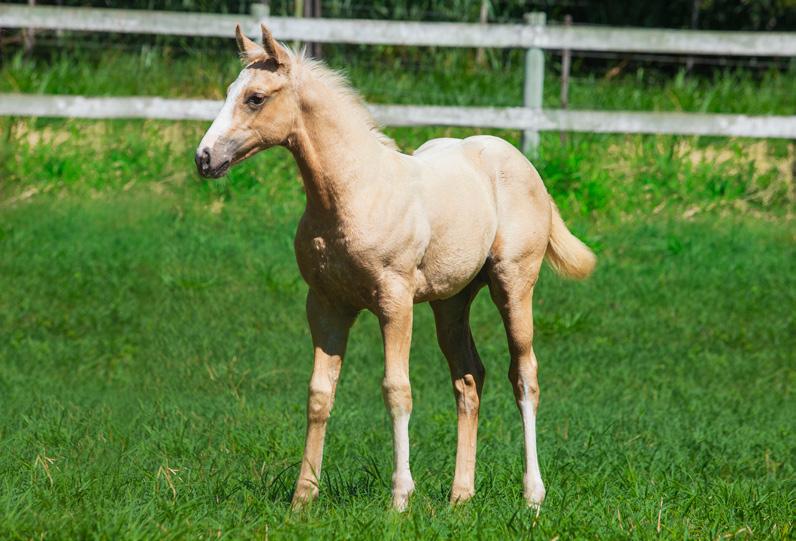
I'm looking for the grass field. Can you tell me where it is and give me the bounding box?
[0,47,795,539]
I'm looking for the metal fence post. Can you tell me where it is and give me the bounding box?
[521,12,546,158]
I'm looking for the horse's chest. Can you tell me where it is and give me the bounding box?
[295,231,377,307]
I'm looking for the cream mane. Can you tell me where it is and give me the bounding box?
[284,48,399,151]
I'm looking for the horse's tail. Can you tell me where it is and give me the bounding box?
[545,199,596,280]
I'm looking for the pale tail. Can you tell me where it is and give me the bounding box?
[545,200,597,280]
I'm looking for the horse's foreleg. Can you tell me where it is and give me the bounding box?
[431,285,485,504]
[379,296,415,511]
[292,291,356,509]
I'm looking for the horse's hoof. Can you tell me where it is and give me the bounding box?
[450,485,475,505]
[524,485,546,510]
[291,483,319,510]
[392,492,412,512]
[391,478,414,512]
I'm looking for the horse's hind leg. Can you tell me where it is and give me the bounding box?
[488,258,546,507]
[431,281,485,504]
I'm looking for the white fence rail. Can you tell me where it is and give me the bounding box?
[0,4,794,144]
[2,94,794,139]
[2,4,796,55]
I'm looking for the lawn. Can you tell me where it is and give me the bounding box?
[0,47,794,539]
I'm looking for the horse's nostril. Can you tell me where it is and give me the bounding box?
[195,148,211,174]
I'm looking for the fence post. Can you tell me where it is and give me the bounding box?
[304,0,322,58]
[251,1,270,21]
[686,0,701,71]
[560,14,572,144]
[475,0,489,66]
[521,12,545,158]
[22,0,36,56]
[292,0,303,52]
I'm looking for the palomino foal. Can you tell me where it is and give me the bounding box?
[196,25,596,511]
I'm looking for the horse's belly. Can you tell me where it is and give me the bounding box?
[414,256,486,303]
[413,207,497,302]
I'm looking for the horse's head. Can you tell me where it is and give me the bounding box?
[196,24,297,178]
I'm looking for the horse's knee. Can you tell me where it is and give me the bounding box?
[382,376,412,416]
[307,381,334,424]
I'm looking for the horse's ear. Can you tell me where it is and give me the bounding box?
[261,24,290,68]
[235,24,264,64]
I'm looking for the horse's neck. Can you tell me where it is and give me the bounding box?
[286,84,394,218]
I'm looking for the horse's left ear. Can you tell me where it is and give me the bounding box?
[261,24,290,68]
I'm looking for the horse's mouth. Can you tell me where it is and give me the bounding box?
[197,144,263,179]
[205,160,231,179]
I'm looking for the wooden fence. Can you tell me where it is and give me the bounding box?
[1,4,795,150]
[1,94,794,139]
[2,4,795,54]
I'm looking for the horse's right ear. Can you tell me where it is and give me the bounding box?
[261,24,290,68]
[235,24,264,64]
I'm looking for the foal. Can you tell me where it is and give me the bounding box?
[196,25,596,511]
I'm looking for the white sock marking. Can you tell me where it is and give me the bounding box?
[393,410,413,487]
[519,397,545,502]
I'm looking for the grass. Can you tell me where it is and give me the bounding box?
[2,115,792,219]
[1,189,794,539]
[0,48,795,539]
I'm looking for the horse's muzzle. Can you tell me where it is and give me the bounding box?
[195,147,230,179]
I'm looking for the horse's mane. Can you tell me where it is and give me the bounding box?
[285,47,399,151]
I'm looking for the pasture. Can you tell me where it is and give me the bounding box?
[0,48,795,539]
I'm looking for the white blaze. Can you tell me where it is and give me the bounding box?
[199,70,252,150]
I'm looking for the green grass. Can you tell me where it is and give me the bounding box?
[0,48,795,539]
[1,189,794,539]
[2,115,792,219]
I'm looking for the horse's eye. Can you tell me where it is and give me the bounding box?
[246,93,266,106]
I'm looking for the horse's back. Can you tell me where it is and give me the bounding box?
[412,135,549,213]
[412,135,553,270]
[412,137,462,156]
